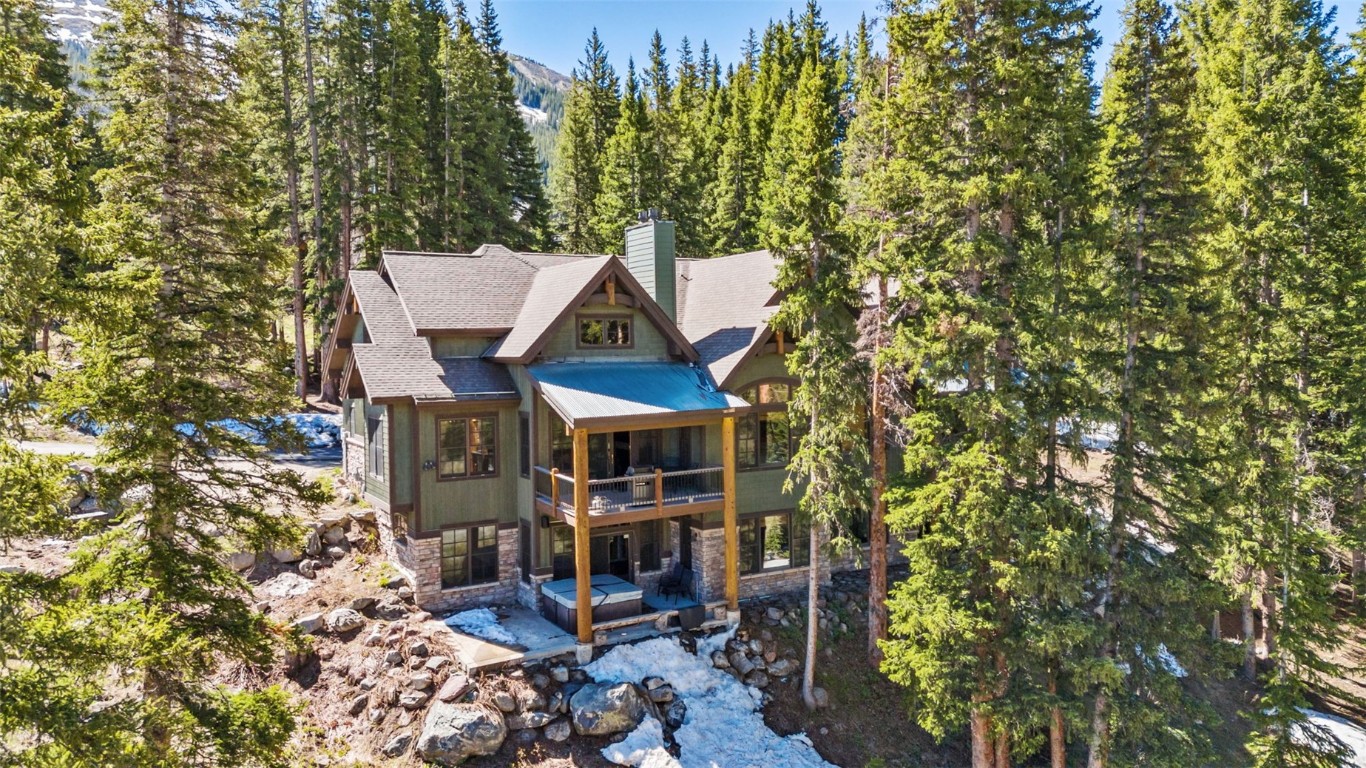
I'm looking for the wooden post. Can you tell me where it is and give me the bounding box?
[573,428,592,644]
[606,274,616,305]
[722,416,739,610]
[654,468,664,514]
[776,331,785,355]
[550,468,559,511]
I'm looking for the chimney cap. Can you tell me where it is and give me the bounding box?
[636,208,661,223]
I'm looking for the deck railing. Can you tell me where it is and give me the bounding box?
[534,465,724,516]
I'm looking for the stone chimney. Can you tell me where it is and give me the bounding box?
[623,211,676,320]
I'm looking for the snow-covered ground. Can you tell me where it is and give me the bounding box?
[585,630,834,768]
[1295,709,1366,766]
[443,608,518,645]
[517,102,549,124]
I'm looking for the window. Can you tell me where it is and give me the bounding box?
[579,316,632,347]
[366,413,385,480]
[437,416,497,479]
[441,524,499,588]
[518,413,530,478]
[735,380,800,469]
[739,512,808,574]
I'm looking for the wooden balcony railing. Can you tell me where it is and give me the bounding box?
[534,465,724,517]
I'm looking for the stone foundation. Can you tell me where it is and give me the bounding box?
[342,435,365,487]
[409,527,520,614]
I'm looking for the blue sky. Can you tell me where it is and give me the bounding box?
[492,0,1366,80]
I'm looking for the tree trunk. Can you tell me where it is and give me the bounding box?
[301,0,325,380]
[280,30,308,404]
[1050,674,1066,768]
[995,728,1011,768]
[1261,567,1277,659]
[1241,584,1256,679]
[1211,612,1221,641]
[802,509,821,709]
[971,709,994,768]
[868,274,888,666]
[1087,691,1108,768]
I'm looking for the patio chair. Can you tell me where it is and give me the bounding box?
[657,560,685,598]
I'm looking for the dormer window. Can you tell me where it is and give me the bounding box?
[578,316,632,348]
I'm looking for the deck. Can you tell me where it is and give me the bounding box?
[533,465,725,525]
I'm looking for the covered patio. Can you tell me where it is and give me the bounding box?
[527,361,747,643]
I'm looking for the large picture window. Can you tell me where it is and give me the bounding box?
[735,380,801,469]
[578,316,632,347]
[738,512,809,575]
[437,416,497,479]
[441,524,499,588]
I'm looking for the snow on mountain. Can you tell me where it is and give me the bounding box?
[46,0,111,45]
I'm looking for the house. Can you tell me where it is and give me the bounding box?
[322,218,847,647]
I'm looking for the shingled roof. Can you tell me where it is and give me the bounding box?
[675,250,779,389]
[345,271,518,403]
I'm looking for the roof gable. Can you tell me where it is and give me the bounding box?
[485,257,699,364]
[675,249,779,388]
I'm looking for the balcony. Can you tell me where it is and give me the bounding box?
[534,465,725,525]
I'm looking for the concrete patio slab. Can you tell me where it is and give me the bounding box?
[437,606,577,671]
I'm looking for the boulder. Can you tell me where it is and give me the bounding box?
[381,732,412,758]
[304,530,322,557]
[646,684,674,704]
[812,687,830,709]
[765,606,783,622]
[324,545,348,559]
[550,666,569,683]
[425,656,451,671]
[399,690,432,709]
[383,650,403,666]
[491,691,517,713]
[397,585,415,602]
[569,683,649,737]
[663,699,687,730]
[728,652,755,676]
[348,694,369,716]
[543,717,571,742]
[351,507,376,523]
[227,551,255,572]
[507,711,556,730]
[417,703,508,766]
[374,599,408,620]
[322,526,347,546]
[297,559,317,579]
[767,658,798,677]
[271,548,302,564]
[436,672,471,703]
[325,608,365,633]
[349,595,376,612]
[710,651,730,669]
[409,672,434,691]
[380,571,407,589]
[409,640,429,657]
[744,671,769,689]
[291,613,324,634]
[531,673,550,690]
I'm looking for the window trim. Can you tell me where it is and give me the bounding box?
[435,414,499,482]
[438,521,501,590]
[575,312,635,349]
[366,412,386,481]
[734,378,800,471]
[518,412,531,478]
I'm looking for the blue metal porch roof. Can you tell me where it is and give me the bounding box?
[527,362,747,428]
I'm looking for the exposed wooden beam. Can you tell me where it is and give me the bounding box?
[722,416,739,610]
[573,428,592,644]
[606,273,616,305]
[776,331,785,355]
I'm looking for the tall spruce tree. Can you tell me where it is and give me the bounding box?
[592,60,661,249]
[57,0,325,758]
[1188,0,1364,763]
[550,29,618,251]
[1086,1,1226,765]
[876,1,1101,765]
[762,0,868,711]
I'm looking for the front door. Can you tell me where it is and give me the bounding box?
[590,532,632,580]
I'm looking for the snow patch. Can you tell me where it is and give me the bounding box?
[1294,709,1366,765]
[602,716,680,768]
[517,102,549,124]
[443,608,517,645]
[585,632,834,768]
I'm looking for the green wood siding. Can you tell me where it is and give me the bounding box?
[539,306,671,361]
[390,402,414,507]
[363,403,389,502]
[431,336,495,357]
[415,405,520,532]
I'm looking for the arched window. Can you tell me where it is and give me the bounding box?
[734,379,801,469]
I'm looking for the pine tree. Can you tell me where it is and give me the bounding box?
[592,60,661,250]
[550,29,618,252]
[55,0,325,758]
[707,31,762,254]
[437,4,502,251]
[762,0,868,712]
[1085,1,1226,765]
[1189,0,1364,763]
[371,0,430,253]
[875,1,1101,765]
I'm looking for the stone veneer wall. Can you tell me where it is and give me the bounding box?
[342,435,365,487]
[409,527,520,614]
[374,502,417,583]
